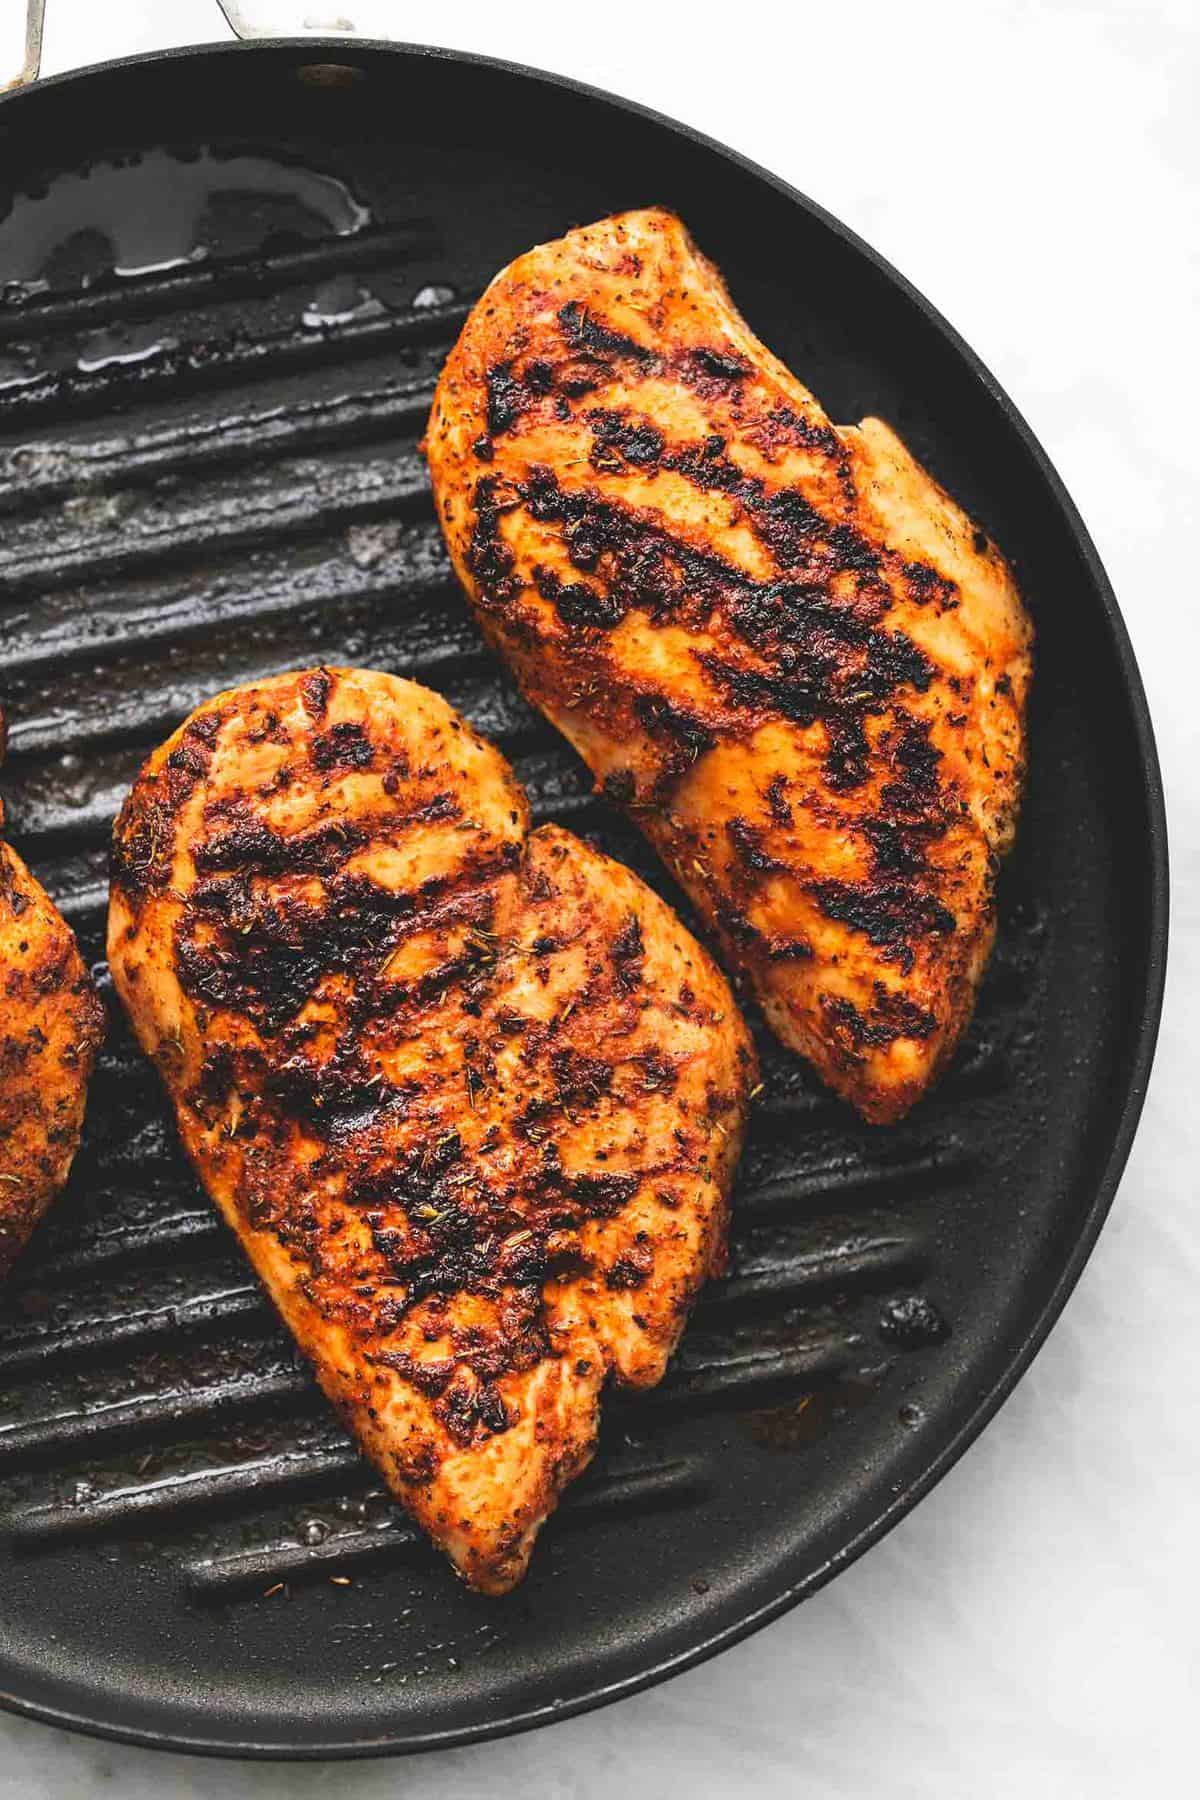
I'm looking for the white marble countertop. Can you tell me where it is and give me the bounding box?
[1,0,1195,1793]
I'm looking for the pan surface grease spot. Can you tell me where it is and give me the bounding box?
[744,1371,888,1450]
[301,275,387,330]
[0,145,372,293]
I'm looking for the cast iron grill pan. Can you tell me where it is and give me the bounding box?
[0,44,1166,1758]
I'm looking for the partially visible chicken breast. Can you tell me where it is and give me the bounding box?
[107,668,753,1593]
[425,208,1032,1122]
[0,713,104,1281]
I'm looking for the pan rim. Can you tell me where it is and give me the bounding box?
[0,34,1169,1763]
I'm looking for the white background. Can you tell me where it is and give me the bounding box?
[1,0,1196,1793]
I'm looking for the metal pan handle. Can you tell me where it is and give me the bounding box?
[7,0,382,89]
[4,0,45,89]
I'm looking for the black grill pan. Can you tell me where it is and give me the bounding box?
[0,39,1167,1759]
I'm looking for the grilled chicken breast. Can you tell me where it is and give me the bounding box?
[0,714,103,1280]
[425,208,1032,1122]
[107,668,753,1592]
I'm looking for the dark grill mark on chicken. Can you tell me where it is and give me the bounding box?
[110,710,220,906]
[558,299,657,366]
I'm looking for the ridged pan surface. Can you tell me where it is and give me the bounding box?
[0,43,1166,1759]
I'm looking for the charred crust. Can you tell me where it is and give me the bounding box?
[633,693,715,765]
[300,669,333,720]
[822,985,939,1052]
[744,403,842,461]
[0,853,30,917]
[557,300,656,367]
[558,1170,640,1217]
[902,559,958,608]
[713,900,762,946]
[192,812,366,878]
[600,768,636,805]
[881,717,945,817]
[485,361,527,436]
[374,1344,523,1447]
[810,878,955,968]
[765,774,792,825]
[533,563,624,630]
[678,345,749,392]
[764,934,813,961]
[611,911,645,989]
[586,408,664,468]
[823,714,871,791]
[111,711,220,905]
[311,722,375,771]
[639,1049,679,1094]
[548,1046,614,1107]
[727,818,785,874]
[862,817,931,879]
[606,1242,653,1289]
[467,474,519,601]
